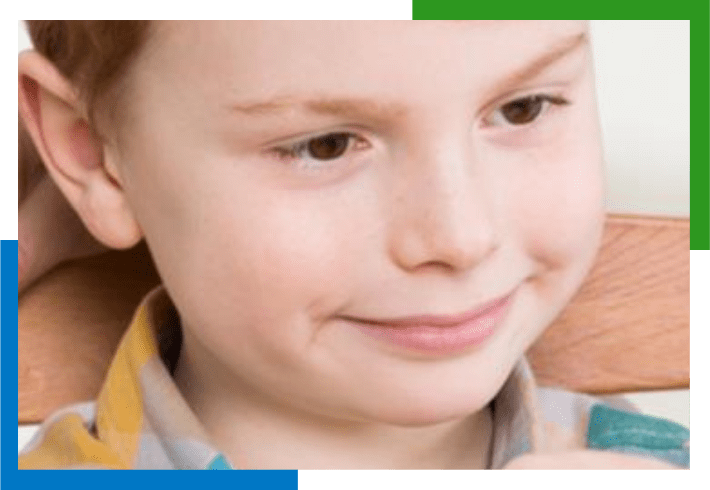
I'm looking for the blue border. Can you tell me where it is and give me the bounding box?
[6,240,17,468]
[9,471,297,487]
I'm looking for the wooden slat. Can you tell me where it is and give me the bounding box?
[527,214,689,394]
[18,214,689,423]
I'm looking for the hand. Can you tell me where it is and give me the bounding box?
[502,450,682,469]
[19,159,107,295]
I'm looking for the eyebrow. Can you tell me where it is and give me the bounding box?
[225,30,588,121]
[229,96,409,124]
[492,30,588,96]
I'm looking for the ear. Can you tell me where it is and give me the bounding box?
[18,50,142,249]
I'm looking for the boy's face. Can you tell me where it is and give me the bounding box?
[113,20,604,424]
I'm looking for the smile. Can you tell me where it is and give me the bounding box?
[340,291,515,355]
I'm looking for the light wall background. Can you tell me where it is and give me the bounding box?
[590,20,689,217]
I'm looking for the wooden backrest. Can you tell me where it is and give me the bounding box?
[526,214,689,394]
[18,214,689,424]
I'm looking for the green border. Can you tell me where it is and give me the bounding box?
[692,5,709,249]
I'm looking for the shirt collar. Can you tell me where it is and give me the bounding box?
[488,350,546,468]
[95,284,544,469]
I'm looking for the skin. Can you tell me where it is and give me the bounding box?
[18,20,621,469]
[18,79,107,294]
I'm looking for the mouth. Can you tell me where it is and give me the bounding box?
[339,290,516,355]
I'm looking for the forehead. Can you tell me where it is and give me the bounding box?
[132,20,589,120]
[147,20,589,54]
[147,20,589,67]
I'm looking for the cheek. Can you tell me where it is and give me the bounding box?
[120,124,370,362]
[499,128,605,356]
[171,187,361,345]
[509,126,605,268]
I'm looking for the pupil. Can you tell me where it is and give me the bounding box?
[308,133,349,160]
[502,96,543,125]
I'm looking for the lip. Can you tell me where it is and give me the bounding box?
[348,294,512,328]
[340,291,515,355]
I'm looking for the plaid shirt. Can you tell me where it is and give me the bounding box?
[19,285,690,469]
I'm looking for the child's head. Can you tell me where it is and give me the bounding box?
[20,21,604,426]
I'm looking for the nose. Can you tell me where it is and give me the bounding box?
[387,138,499,274]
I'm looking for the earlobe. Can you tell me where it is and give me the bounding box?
[79,168,144,249]
[18,50,143,250]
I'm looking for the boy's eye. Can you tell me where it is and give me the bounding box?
[303,133,351,160]
[271,132,368,165]
[487,93,571,127]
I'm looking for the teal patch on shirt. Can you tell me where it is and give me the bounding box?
[587,403,689,468]
[206,454,233,470]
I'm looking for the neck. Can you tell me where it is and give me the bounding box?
[174,332,493,470]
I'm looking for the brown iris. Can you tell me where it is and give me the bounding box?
[306,133,351,160]
[500,96,545,125]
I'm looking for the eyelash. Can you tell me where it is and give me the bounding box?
[271,132,369,166]
[269,92,572,166]
[483,92,571,128]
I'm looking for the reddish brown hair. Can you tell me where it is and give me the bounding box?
[19,21,152,202]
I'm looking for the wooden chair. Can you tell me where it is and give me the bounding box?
[18,214,689,424]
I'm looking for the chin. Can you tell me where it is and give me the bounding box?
[332,353,518,428]
[352,384,499,428]
[372,403,485,428]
